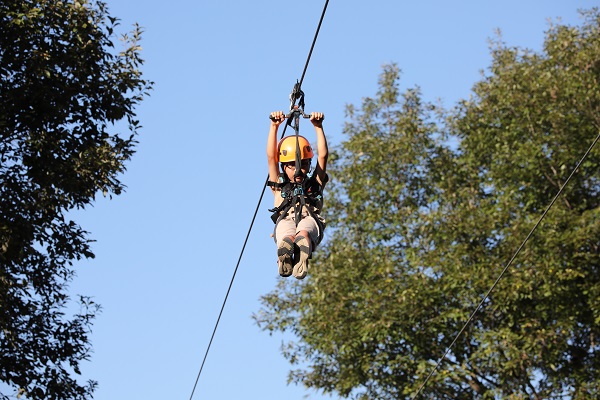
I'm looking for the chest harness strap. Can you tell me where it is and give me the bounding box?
[268,175,325,243]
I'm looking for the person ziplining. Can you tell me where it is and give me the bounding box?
[266,109,329,279]
[187,2,331,398]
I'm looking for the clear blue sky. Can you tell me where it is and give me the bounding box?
[69,1,596,399]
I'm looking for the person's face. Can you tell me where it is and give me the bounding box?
[282,159,311,182]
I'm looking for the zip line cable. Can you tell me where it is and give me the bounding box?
[299,0,329,88]
[187,182,267,400]
[411,129,600,399]
[187,2,330,399]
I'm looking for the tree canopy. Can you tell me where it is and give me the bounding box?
[0,0,152,398]
[255,9,600,399]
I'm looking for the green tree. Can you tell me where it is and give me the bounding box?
[0,1,152,399]
[255,9,600,400]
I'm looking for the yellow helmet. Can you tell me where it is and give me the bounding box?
[278,136,313,162]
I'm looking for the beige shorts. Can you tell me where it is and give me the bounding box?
[274,212,325,250]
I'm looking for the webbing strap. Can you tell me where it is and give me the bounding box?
[294,189,306,228]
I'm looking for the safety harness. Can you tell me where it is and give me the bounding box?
[267,82,327,243]
[268,172,327,243]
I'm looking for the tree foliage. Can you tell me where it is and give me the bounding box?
[0,0,152,398]
[255,9,600,399]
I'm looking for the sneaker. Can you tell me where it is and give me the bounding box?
[293,235,311,279]
[277,237,294,277]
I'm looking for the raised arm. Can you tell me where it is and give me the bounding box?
[267,111,286,185]
[310,112,328,185]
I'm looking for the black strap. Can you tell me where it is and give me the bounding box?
[270,176,323,228]
[267,180,281,189]
[294,189,306,227]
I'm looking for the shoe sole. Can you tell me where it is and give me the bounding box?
[277,237,294,277]
[293,236,310,279]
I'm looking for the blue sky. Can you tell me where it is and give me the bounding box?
[67,1,596,399]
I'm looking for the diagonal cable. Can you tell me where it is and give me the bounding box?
[299,0,329,88]
[412,129,600,399]
[188,180,268,400]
